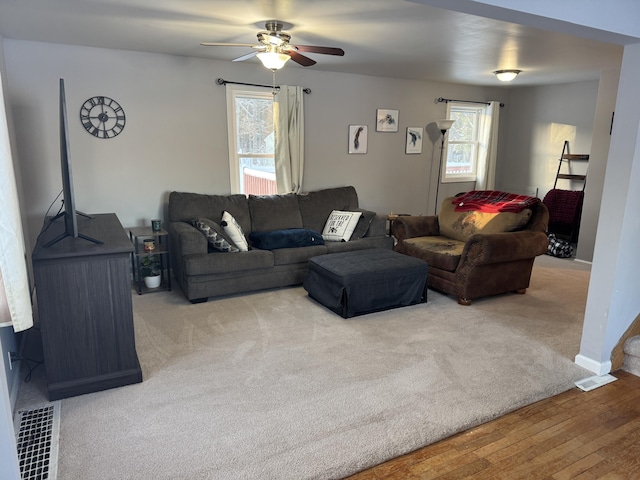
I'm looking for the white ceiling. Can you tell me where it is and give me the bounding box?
[0,0,628,87]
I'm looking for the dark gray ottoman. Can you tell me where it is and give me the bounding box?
[303,248,428,318]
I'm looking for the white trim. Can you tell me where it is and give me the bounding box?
[225,85,240,194]
[575,354,612,375]
[442,102,482,183]
[573,258,593,266]
[225,85,274,194]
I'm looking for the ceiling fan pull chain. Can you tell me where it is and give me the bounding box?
[272,70,277,96]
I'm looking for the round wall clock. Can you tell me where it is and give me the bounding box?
[79,96,126,139]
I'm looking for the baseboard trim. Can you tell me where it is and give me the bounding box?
[573,258,592,265]
[575,354,612,375]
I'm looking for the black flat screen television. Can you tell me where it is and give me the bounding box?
[44,79,102,247]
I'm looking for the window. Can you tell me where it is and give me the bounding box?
[226,86,276,195]
[442,103,486,183]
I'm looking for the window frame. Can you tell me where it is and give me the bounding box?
[442,102,485,184]
[225,85,274,194]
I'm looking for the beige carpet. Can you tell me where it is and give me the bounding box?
[16,255,592,479]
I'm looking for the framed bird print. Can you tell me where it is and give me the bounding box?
[405,126,423,154]
[376,109,399,132]
[348,125,368,154]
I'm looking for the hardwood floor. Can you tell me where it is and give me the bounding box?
[347,370,640,479]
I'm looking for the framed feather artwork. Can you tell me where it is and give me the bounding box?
[348,125,368,154]
[376,109,399,132]
[405,127,423,154]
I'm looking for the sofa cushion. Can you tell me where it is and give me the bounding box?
[272,244,327,266]
[248,193,303,232]
[168,192,250,228]
[322,210,362,242]
[438,196,533,242]
[400,236,465,272]
[249,228,324,250]
[298,186,360,232]
[183,250,274,276]
[192,218,239,252]
[221,211,249,251]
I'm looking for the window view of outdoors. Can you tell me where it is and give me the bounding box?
[446,107,479,176]
[235,95,275,195]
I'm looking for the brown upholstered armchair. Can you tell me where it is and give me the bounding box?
[392,194,550,305]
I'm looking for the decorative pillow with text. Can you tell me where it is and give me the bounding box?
[322,210,362,242]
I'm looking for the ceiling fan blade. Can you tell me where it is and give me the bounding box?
[200,42,257,47]
[233,51,260,62]
[293,45,345,56]
[288,50,316,67]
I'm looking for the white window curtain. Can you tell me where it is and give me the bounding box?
[475,100,500,190]
[0,77,33,333]
[274,85,304,194]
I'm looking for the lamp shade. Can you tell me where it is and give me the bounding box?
[494,69,521,82]
[257,52,290,70]
[436,119,455,132]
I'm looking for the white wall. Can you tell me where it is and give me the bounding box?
[576,70,620,261]
[500,80,609,261]
[0,31,23,480]
[578,42,640,373]
[3,39,509,250]
[501,81,598,198]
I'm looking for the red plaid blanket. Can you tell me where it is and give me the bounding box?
[453,190,540,213]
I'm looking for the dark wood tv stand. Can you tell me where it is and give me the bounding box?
[32,213,142,400]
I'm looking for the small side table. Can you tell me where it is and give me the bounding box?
[387,213,399,236]
[129,227,171,294]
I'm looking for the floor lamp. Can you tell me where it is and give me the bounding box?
[434,119,455,214]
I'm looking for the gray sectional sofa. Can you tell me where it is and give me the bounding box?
[168,186,393,303]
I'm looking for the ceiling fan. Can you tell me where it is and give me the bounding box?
[201,21,345,70]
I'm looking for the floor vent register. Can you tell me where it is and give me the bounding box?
[13,403,61,480]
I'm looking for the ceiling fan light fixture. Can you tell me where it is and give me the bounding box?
[257,52,290,70]
[494,69,522,82]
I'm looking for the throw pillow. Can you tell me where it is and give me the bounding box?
[547,233,574,258]
[351,208,376,239]
[192,219,239,253]
[221,211,249,252]
[249,229,324,250]
[322,210,362,242]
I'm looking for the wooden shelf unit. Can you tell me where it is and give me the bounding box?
[554,141,589,189]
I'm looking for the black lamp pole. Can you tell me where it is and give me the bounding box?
[434,129,447,215]
[433,119,455,215]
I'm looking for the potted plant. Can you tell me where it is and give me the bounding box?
[141,254,162,288]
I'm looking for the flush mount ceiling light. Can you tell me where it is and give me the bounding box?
[494,69,522,82]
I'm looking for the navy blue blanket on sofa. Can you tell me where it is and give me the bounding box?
[249,229,324,250]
